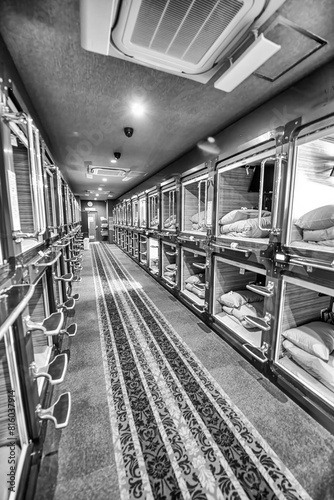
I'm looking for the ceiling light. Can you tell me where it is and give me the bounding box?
[98,187,102,191]
[110,159,117,163]
[131,102,145,117]
[214,33,281,93]
[96,193,99,196]
[102,177,107,182]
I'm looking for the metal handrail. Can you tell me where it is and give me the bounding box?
[211,242,252,257]
[289,257,334,272]
[0,284,35,341]
[246,282,274,297]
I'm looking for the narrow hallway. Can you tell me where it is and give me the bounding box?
[35,244,334,500]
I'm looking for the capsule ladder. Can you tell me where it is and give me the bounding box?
[36,392,71,429]
[25,311,64,336]
[30,353,68,385]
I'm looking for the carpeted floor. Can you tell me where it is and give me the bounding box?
[35,243,334,500]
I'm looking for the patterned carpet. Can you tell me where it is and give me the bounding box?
[91,243,311,500]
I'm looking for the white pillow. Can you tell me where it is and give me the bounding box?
[283,340,334,393]
[282,321,334,361]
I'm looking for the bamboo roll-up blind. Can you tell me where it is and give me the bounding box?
[182,250,205,282]
[28,280,48,350]
[162,244,176,268]
[213,260,259,304]
[217,166,259,221]
[183,183,200,231]
[291,138,334,223]
[45,173,53,226]
[281,282,330,332]
[12,143,34,233]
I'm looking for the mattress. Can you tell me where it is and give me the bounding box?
[279,356,334,405]
[215,313,262,347]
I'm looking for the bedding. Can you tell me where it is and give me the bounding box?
[294,205,334,231]
[185,274,204,285]
[163,215,176,229]
[222,302,263,329]
[218,289,263,308]
[192,223,206,231]
[220,216,271,238]
[185,282,205,299]
[320,239,334,247]
[279,356,334,403]
[282,321,334,361]
[303,226,334,242]
[283,340,334,392]
[191,211,206,223]
[165,264,177,272]
[218,288,264,330]
[219,209,271,226]
[164,271,176,278]
[190,211,207,231]
[150,215,159,227]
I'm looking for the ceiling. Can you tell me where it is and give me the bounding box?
[0,0,334,201]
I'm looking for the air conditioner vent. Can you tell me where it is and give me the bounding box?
[130,0,243,65]
[80,0,285,83]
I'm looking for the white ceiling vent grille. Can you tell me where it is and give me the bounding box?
[80,0,285,83]
[129,0,243,65]
[86,163,129,178]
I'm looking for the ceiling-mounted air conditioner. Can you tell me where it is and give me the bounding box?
[80,0,285,84]
[86,163,129,177]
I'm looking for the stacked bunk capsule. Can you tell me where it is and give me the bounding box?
[113,104,334,433]
[0,78,82,498]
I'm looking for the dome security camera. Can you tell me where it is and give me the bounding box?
[114,152,121,160]
[124,127,134,138]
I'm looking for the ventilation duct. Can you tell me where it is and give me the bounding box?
[80,0,286,84]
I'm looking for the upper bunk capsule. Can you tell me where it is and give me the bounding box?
[212,129,281,265]
[275,104,334,278]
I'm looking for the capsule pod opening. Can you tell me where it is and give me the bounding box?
[215,148,277,253]
[138,194,147,229]
[161,181,177,232]
[126,200,132,226]
[148,237,159,275]
[180,247,206,310]
[161,241,178,287]
[1,102,47,255]
[139,234,147,265]
[0,332,28,500]
[132,232,139,259]
[148,190,159,230]
[283,127,334,265]
[132,197,139,227]
[211,255,271,360]
[273,276,334,425]
[181,172,208,235]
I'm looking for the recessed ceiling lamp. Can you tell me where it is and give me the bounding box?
[110,159,117,163]
[98,187,102,191]
[102,178,107,182]
[96,193,99,196]
[131,102,145,117]
[214,33,281,93]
